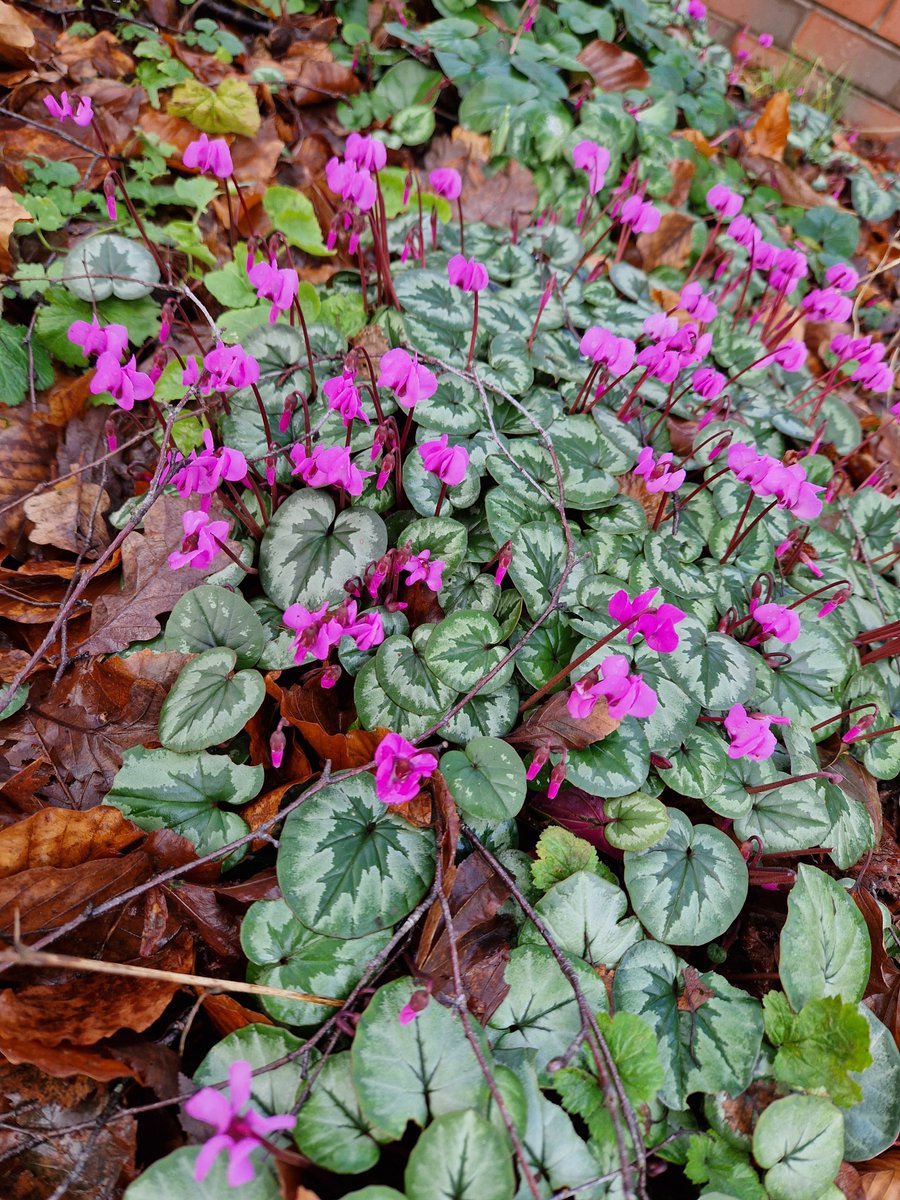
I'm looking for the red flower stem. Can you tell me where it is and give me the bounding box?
[719,495,776,565]
[785,578,851,611]
[357,348,386,425]
[745,771,839,795]
[561,219,617,291]
[466,293,479,371]
[291,294,318,400]
[519,617,640,715]
[221,485,265,538]
[434,481,448,517]
[683,217,722,286]
[811,702,879,733]
[211,535,257,574]
[656,466,730,524]
[650,492,668,531]
[615,368,650,420]
[227,173,256,236]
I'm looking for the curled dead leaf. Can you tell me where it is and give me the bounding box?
[637,211,696,271]
[745,90,791,161]
[24,480,111,559]
[0,1,35,66]
[576,39,650,91]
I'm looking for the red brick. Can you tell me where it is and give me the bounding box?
[706,0,804,42]
[793,12,900,99]
[816,0,890,26]
[841,90,900,137]
[879,0,900,45]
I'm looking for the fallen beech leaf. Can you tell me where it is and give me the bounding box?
[201,992,274,1037]
[507,689,620,754]
[859,1148,900,1200]
[665,158,695,207]
[78,493,241,656]
[290,720,385,769]
[0,405,58,548]
[54,30,134,81]
[0,1,35,66]
[0,185,31,265]
[746,90,790,161]
[577,39,650,91]
[741,153,835,210]
[0,1038,136,1082]
[24,480,111,559]
[637,211,696,271]
[675,128,716,158]
[0,807,142,878]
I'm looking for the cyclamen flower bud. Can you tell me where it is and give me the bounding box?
[270,720,287,769]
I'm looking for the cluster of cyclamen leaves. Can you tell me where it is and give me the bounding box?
[38,43,900,1200]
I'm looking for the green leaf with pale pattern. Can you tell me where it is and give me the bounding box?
[662,617,758,710]
[624,808,748,946]
[440,736,526,822]
[260,489,388,610]
[294,1052,388,1173]
[519,871,642,966]
[278,772,435,939]
[779,865,870,1010]
[404,1110,515,1200]
[423,609,513,693]
[165,584,265,667]
[158,647,265,752]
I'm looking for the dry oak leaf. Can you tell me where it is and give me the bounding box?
[637,211,696,271]
[507,689,621,754]
[78,493,240,656]
[745,90,790,162]
[24,480,111,559]
[0,1038,137,1083]
[0,807,142,879]
[740,153,836,210]
[0,405,58,549]
[576,39,650,91]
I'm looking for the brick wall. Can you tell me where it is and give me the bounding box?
[707,0,900,137]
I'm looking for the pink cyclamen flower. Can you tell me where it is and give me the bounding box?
[728,214,757,247]
[324,369,368,426]
[172,429,248,503]
[283,602,335,664]
[608,586,659,627]
[325,157,377,212]
[619,195,661,234]
[633,446,686,494]
[168,509,229,571]
[419,434,469,486]
[572,140,611,195]
[687,0,707,17]
[345,132,387,173]
[759,461,825,520]
[853,358,894,393]
[825,262,859,292]
[758,32,774,46]
[568,654,657,721]
[643,313,679,342]
[766,339,806,373]
[580,326,636,375]
[693,366,727,400]
[801,287,853,324]
[727,442,777,491]
[90,353,154,411]
[248,259,299,324]
[377,348,438,409]
[403,550,445,592]
[182,133,233,179]
[636,343,681,384]
[44,91,92,126]
[750,599,801,643]
[448,254,489,292]
[428,168,462,201]
[724,703,790,761]
[399,989,431,1025]
[680,282,718,324]
[706,184,744,220]
[182,356,200,388]
[203,344,260,392]
[68,318,128,361]
[818,588,850,618]
[635,603,687,653]
[290,443,373,496]
[185,1060,295,1188]
[374,732,438,805]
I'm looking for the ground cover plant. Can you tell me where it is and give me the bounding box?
[1,1,900,1198]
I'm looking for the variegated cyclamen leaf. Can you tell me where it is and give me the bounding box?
[613,941,765,1111]
[661,617,758,710]
[844,1006,900,1160]
[351,977,489,1141]
[259,488,388,610]
[277,772,435,939]
[423,609,513,693]
[656,726,728,799]
[123,1148,279,1200]
[241,898,391,1027]
[158,647,266,753]
[293,1052,389,1174]
[752,1095,844,1200]
[105,745,263,862]
[63,234,160,301]
[404,1111,515,1200]
[165,584,265,668]
[354,659,441,738]
[733,775,834,854]
[603,792,670,851]
[375,635,458,713]
[508,520,569,617]
[399,515,468,571]
[624,808,748,946]
[519,870,642,966]
[439,736,526,822]
[194,1024,303,1118]
[567,719,651,798]
[441,684,519,744]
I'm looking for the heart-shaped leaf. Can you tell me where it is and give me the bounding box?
[404,1110,515,1200]
[350,977,489,1141]
[62,234,160,301]
[603,791,670,851]
[439,736,526,822]
[779,865,870,1010]
[241,899,390,1026]
[662,617,758,710]
[375,635,458,714]
[158,647,265,752]
[752,1095,844,1200]
[423,609,512,693]
[278,772,435,939]
[105,746,263,862]
[194,1024,302,1115]
[165,584,265,668]
[293,1051,388,1173]
[123,1148,279,1200]
[843,1006,900,1160]
[519,870,642,966]
[624,808,748,946]
[260,489,388,611]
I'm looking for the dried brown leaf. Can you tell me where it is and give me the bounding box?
[860,1149,900,1200]
[24,480,110,559]
[746,91,790,162]
[741,153,836,210]
[201,991,274,1037]
[637,211,696,271]
[0,808,142,879]
[576,39,650,91]
[424,130,537,229]
[508,689,620,753]
[0,406,58,550]
[0,1,35,66]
